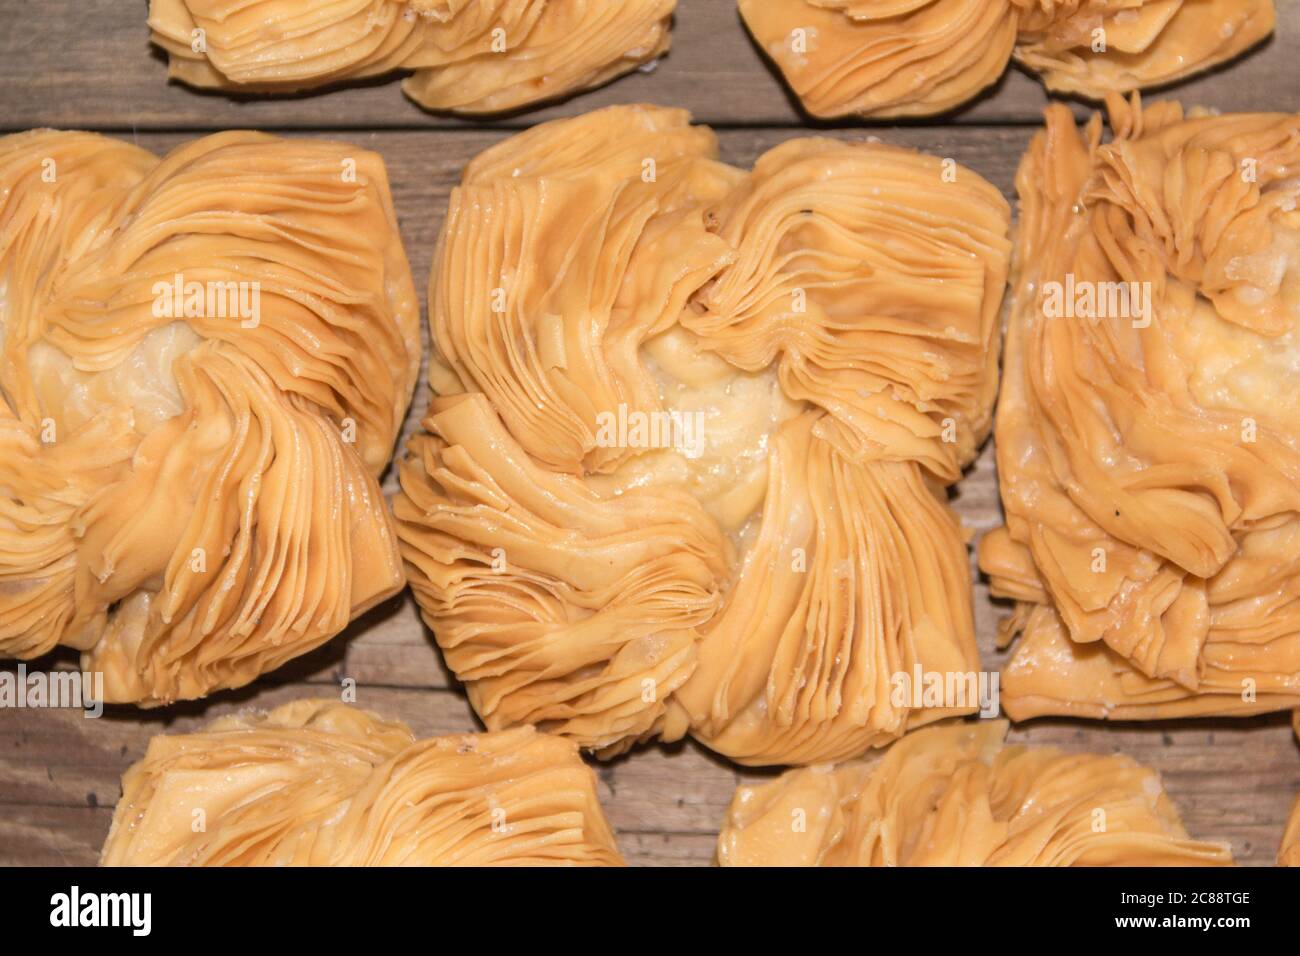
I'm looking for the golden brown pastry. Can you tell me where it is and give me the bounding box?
[717,719,1233,866]
[395,105,1010,765]
[979,96,1300,722]
[148,0,675,114]
[738,0,1275,119]
[100,699,624,866]
[0,130,419,705]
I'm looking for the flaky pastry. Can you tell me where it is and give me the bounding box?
[979,96,1300,721]
[716,719,1233,866]
[100,699,624,865]
[395,105,1010,765]
[0,130,419,705]
[148,0,675,114]
[738,0,1275,119]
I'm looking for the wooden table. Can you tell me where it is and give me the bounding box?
[2,0,1299,867]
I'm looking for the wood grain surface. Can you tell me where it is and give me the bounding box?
[2,1,1299,867]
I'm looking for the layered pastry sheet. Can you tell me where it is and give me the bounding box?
[394,104,1010,765]
[101,699,624,866]
[717,720,1233,866]
[739,0,1275,118]
[148,0,675,113]
[0,130,419,704]
[980,96,1300,722]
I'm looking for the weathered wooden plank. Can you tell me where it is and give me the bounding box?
[615,831,720,867]
[2,1,1298,132]
[0,807,728,867]
[0,806,107,867]
[0,817,731,870]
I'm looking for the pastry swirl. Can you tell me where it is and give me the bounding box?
[396,105,1010,764]
[0,130,419,704]
[738,0,1275,118]
[717,719,1233,866]
[101,699,624,866]
[148,0,676,114]
[980,96,1300,722]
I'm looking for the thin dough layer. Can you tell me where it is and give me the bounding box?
[738,0,1275,119]
[395,105,1010,764]
[148,0,675,114]
[0,130,419,705]
[979,96,1300,721]
[716,719,1233,866]
[100,699,624,866]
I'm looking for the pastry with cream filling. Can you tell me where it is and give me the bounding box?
[395,105,1010,764]
[716,719,1233,866]
[100,699,623,866]
[980,95,1300,722]
[0,130,419,705]
[148,0,675,114]
[738,0,1275,119]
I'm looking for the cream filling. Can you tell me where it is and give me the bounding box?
[1173,225,1300,436]
[587,326,804,554]
[24,322,202,435]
